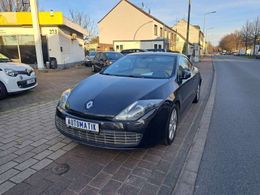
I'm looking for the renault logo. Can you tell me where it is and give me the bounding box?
[86,101,94,109]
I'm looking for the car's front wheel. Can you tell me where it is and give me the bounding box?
[164,105,178,145]
[193,84,201,103]
[0,82,7,99]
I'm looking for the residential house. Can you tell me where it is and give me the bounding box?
[172,19,205,54]
[98,0,189,52]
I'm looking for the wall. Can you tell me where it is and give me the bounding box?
[99,0,154,44]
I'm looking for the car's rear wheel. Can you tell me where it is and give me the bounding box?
[0,82,7,99]
[164,105,178,145]
[193,84,201,103]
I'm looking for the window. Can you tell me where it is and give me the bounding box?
[154,24,158,36]
[158,45,162,49]
[120,45,123,51]
[160,27,163,37]
[154,44,158,49]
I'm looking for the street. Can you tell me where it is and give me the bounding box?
[194,56,260,194]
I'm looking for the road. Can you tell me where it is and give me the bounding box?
[194,56,260,195]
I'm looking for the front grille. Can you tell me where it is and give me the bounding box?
[17,69,33,76]
[56,116,142,147]
[17,79,37,88]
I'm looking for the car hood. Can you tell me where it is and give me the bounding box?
[67,74,170,118]
[0,62,33,71]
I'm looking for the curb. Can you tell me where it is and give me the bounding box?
[173,56,217,195]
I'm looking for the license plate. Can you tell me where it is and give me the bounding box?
[26,78,35,84]
[65,117,99,133]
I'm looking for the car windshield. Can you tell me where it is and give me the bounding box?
[105,52,123,60]
[102,54,177,79]
[89,51,96,57]
[0,53,11,62]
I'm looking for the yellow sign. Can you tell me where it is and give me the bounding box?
[0,12,64,26]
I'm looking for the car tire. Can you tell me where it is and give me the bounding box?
[0,82,7,99]
[164,105,178,145]
[193,84,201,103]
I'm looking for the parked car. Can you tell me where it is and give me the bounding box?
[84,51,97,66]
[55,52,202,149]
[0,53,37,99]
[121,49,147,55]
[91,51,123,72]
[147,49,167,52]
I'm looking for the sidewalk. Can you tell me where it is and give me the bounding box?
[0,58,213,195]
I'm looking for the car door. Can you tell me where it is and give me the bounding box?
[175,56,194,111]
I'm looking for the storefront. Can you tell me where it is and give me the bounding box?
[0,12,88,68]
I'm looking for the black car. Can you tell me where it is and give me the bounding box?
[55,53,201,149]
[92,52,123,72]
[84,51,97,66]
[121,49,147,55]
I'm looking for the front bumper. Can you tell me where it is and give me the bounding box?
[55,107,159,149]
[3,73,37,93]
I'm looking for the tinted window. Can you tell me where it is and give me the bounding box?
[89,51,96,57]
[102,55,177,79]
[105,52,123,60]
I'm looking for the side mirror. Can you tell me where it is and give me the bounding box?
[181,70,191,80]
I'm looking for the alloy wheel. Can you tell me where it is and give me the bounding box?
[169,108,177,140]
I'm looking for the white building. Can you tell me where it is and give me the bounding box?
[0,12,88,68]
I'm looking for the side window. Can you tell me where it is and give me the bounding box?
[179,57,189,71]
[101,53,107,60]
[94,53,100,60]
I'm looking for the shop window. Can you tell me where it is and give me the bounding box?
[0,36,19,60]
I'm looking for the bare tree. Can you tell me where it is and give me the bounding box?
[252,17,260,55]
[68,9,97,38]
[240,21,254,51]
[0,0,30,12]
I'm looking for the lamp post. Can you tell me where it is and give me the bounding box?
[185,0,191,56]
[133,21,153,40]
[203,11,216,35]
[30,0,45,70]
[205,27,214,54]
[202,11,216,54]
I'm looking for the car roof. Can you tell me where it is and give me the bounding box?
[127,52,186,57]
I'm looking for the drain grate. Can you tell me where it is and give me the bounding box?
[51,163,70,175]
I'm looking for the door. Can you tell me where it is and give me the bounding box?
[176,56,194,111]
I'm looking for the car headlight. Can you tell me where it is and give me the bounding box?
[115,99,163,121]
[58,89,71,109]
[4,68,18,77]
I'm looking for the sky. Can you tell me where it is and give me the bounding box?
[38,0,260,46]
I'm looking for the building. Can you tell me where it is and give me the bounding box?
[0,12,88,68]
[172,19,205,55]
[98,0,189,52]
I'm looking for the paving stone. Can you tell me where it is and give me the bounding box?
[0,169,19,184]
[68,174,92,192]
[100,179,122,195]
[14,145,34,155]
[33,150,53,160]
[0,147,18,157]
[31,144,50,153]
[2,182,31,195]
[62,142,77,151]
[174,182,193,195]
[31,139,48,147]
[117,184,139,195]
[125,175,146,189]
[10,168,36,184]
[48,149,66,160]
[88,172,112,189]
[112,167,132,182]
[31,159,53,171]
[103,160,121,174]
[15,158,38,171]
[48,142,66,151]
[132,167,152,179]
[13,152,35,163]
[139,182,159,195]
[0,161,18,175]
[158,185,172,195]
[79,185,99,195]
[0,181,16,195]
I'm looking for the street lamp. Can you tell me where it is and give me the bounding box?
[133,21,153,40]
[185,0,191,56]
[203,11,216,35]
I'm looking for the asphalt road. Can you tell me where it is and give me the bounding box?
[194,56,260,195]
